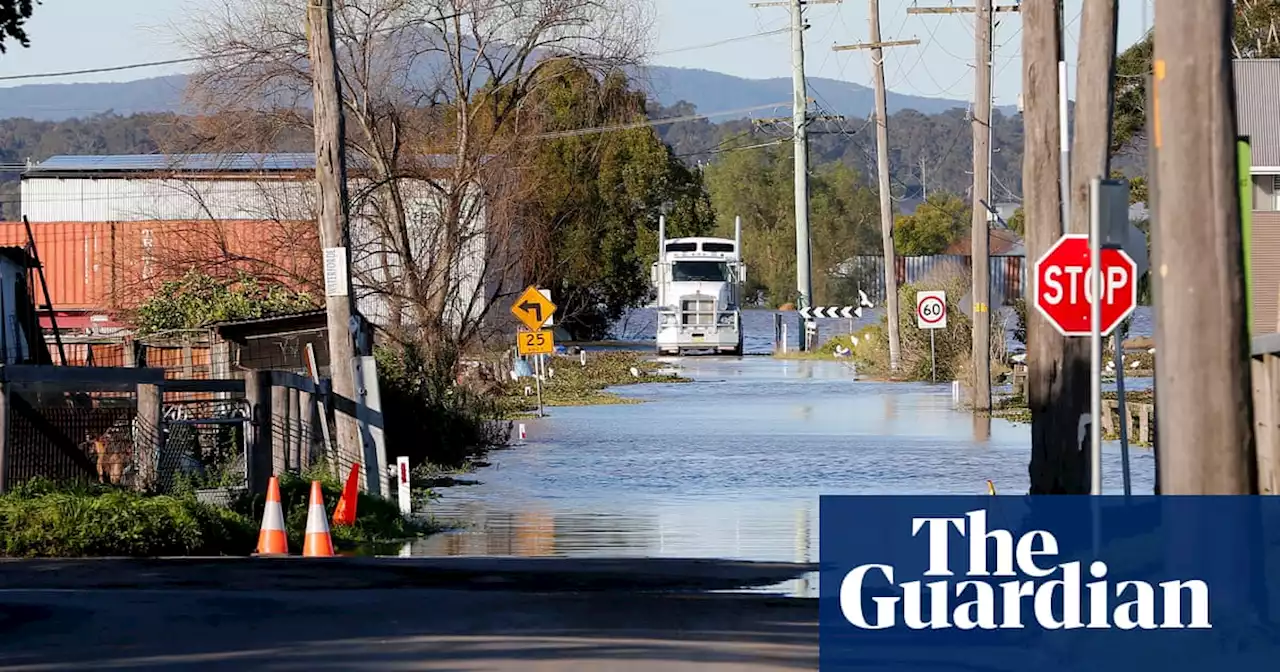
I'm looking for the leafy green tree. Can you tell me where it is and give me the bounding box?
[522,63,714,340]
[1113,2,1280,155]
[132,270,317,335]
[1006,207,1025,237]
[705,144,882,307]
[0,0,37,53]
[703,143,795,306]
[893,192,970,256]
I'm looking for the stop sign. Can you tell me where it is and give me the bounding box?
[1033,234,1138,337]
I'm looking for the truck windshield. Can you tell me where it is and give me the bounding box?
[672,261,728,282]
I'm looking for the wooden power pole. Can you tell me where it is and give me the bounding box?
[751,0,840,350]
[1067,0,1120,491]
[833,2,919,373]
[307,0,364,481]
[1023,1,1089,494]
[969,0,994,412]
[907,2,1017,411]
[1153,0,1256,494]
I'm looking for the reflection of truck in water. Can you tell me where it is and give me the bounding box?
[651,216,746,356]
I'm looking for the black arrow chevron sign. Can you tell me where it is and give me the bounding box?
[798,306,864,319]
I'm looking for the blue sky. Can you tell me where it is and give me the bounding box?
[0,0,1152,106]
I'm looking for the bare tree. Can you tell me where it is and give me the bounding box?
[178,0,655,351]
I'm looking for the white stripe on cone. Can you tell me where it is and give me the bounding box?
[305,504,330,534]
[262,501,286,531]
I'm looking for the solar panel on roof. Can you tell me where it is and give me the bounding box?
[27,152,463,174]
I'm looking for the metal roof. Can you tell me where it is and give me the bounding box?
[27,153,319,174]
[1235,60,1280,170]
[25,153,464,176]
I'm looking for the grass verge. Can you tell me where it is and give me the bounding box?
[0,465,448,558]
[0,478,255,558]
[499,350,688,416]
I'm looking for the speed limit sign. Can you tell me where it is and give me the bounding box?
[916,291,947,329]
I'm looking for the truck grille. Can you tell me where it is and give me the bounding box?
[681,298,715,326]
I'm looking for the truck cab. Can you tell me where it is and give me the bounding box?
[651,217,746,356]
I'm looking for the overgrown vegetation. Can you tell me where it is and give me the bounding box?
[132,270,317,335]
[499,350,687,415]
[376,342,511,471]
[848,271,1007,382]
[0,465,445,558]
[0,478,255,558]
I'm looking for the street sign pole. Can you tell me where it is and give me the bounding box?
[915,291,947,385]
[930,329,937,383]
[1090,177,1103,497]
[535,352,544,418]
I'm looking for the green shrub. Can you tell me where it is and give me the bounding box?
[851,269,1004,382]
[376,341,510,470]
[0,478,255,558]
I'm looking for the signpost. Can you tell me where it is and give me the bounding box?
[1033,235,1138,337]
[517,329,555,356]
[510,286,558,418]
[1034,181,1139,497]
[916,291,946,382]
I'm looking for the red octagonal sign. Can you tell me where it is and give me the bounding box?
[1033,234,1138,337]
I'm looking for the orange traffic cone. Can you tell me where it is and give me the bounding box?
[256,476,288,555]
[302,480,335,557]
[331,462,361,527]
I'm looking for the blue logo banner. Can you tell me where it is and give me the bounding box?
[819,496,1280,671]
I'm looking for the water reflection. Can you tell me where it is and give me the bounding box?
[972,413,991,443]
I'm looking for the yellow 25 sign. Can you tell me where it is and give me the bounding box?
[517,329,554,356]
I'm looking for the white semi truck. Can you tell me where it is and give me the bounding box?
[651,216,746,356]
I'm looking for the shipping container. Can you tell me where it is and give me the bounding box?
[0,220,320,312]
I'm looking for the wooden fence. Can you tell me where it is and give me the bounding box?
[1253,333,1280,495]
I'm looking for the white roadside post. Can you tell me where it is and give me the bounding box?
[397,456,411,516]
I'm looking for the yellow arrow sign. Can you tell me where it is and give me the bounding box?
[511,285,557,332]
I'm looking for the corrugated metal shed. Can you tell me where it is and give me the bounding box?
[1235,60,1280,170]
[1253,212,1280,334]
[21,177,315,222]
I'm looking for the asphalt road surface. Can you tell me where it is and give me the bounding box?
[0,558,816,671]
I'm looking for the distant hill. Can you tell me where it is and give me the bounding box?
[0,67,1010,122]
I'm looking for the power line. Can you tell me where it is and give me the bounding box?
[653,28,790,56]
[531,101,792,140]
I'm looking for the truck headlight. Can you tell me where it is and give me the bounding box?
[717,313,735,326]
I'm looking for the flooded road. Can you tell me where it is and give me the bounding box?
[410,356,1157,594]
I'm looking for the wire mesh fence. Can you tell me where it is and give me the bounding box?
[3,382,145,489]
[158,397,249,496]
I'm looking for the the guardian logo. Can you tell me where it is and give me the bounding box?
[840,510,1211,631]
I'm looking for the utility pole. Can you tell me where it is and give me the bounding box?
[1023,1,1088,494]
[1069,0,1120,494]
[833,5,919,373]
[970,0,994,412]
[751,0,840,350]
[1153,0,1256,494]
[907,2,1017,410]
[307,0,364,482]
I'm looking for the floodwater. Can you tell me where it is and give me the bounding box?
[409,318,1158,594]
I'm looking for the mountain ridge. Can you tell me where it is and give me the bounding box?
[0,66,1014,122]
